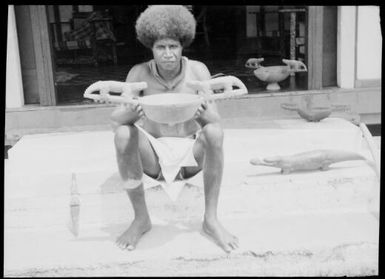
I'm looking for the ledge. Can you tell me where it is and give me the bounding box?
[5,87,381,145]
[5,86,381,113]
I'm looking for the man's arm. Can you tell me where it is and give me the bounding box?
[191,60,211,81]
[190,61,222,126]
[110,64,145,126]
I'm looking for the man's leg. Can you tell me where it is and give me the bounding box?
[185,123,239,253]
[114,124,160,250]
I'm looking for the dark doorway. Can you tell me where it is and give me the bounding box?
[46,5,319,105]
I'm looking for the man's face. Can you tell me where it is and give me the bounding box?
[152,38,182,72]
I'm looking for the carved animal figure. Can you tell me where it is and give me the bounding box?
[84,80,148,103]
[281,102,332,122]
[186,75,248,96]
[245,58,265,69]
[250,149,367,174]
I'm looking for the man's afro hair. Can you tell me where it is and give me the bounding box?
[135,5,196,49]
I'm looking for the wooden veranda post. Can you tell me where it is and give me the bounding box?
[30,5,57,106]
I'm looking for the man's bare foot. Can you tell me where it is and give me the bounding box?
[202,218,239,253]
[116,217,152,250]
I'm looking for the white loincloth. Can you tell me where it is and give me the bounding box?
[135,124,202,201]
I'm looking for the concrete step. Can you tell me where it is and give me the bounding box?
[5,118,379,225]
[4,118,380,276]
[4,163,378,230]
[4,211,379,276]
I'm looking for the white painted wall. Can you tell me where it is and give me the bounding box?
[356,6,382,80]
[337,6,356,89]
[337,6,382,88]
[6,5,24,108]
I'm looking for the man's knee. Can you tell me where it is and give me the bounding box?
[121,178,143,190]
[114,125,139,153]
[201,123,224,150]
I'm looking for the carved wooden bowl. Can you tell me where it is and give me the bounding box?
[253,66,292,90]
[139,93,203,124]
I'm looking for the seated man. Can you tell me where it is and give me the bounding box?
[111,5,238,253]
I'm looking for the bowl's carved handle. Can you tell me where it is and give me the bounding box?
[282,59,308,73]
[245,58,264,69]
[83,81,147,104]
[186,75,248,101]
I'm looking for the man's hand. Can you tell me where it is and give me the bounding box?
[194,100,221,126]
[128,101,145,120]
[111,99,145,125]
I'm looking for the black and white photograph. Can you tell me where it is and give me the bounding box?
[4,4,381,276]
